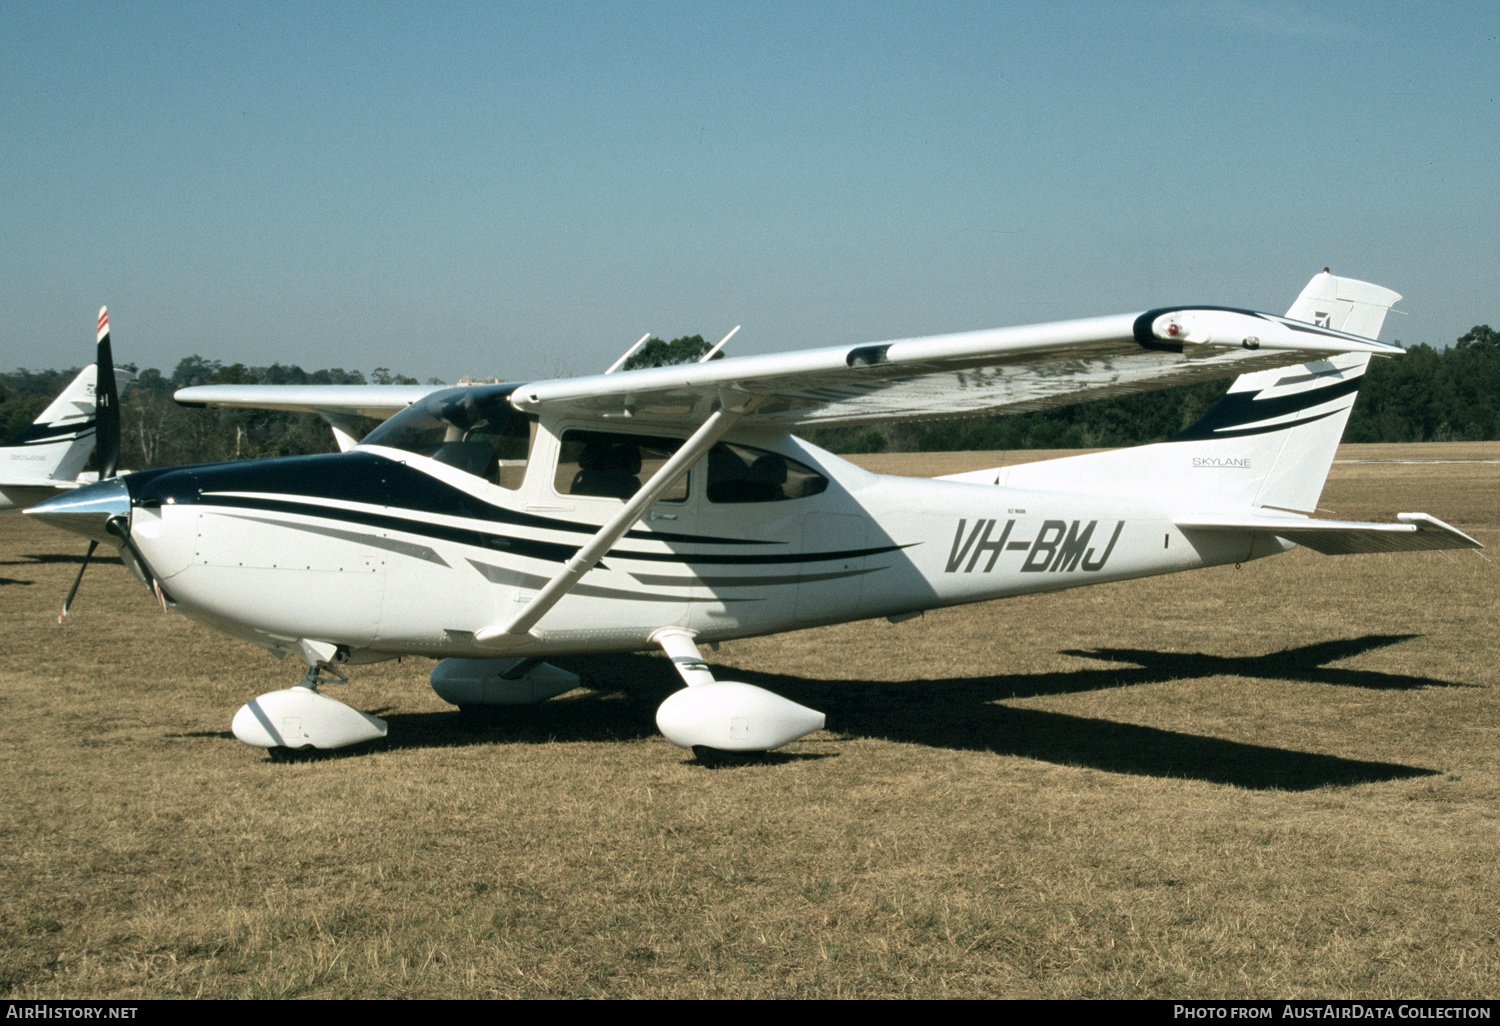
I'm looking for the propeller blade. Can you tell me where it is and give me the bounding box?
[94,307,120,481]
[59,540,99,624]
[105,515,173,608]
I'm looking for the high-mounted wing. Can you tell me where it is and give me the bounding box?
[174,384,442,450]
[511,292,1402,428]
[174,384,439,420]
[173,273,1403,433]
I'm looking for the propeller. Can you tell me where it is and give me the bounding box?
[95,306,120,480]
[59,540,99,624]
[58,307,123,623]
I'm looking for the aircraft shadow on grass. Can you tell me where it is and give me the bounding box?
[266,633,1448,787]
[1,553,125,587]
[3,552,125,566]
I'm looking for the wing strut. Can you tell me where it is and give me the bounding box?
[698,325,739,362]
[317,411,364,452]
[474,394,753,644]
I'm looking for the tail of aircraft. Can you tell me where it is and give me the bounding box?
[1,365,106,485]
[947,272,1401,514]
[1,310,135,489]
[1282,268,1400,338]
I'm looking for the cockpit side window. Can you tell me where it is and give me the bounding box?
[360,385,536,489]
[706,442,828,503]
[554,429,688,502]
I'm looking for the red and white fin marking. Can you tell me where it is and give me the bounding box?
[97,306,109,343]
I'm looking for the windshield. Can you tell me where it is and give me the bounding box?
[361,384,534,488]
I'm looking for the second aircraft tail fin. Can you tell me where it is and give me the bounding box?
[1,311,135,486]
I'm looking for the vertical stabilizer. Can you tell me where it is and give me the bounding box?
[1,365,103,484]
[1165,351,1370,512]
[1283,270,1401,339]
[1,342,135,485]
[965,273,1401,515]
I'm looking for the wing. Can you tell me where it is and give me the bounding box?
[171,275,1402,431]
[511,305,1402,428]
[173,384,444,450]
[174,384,441,420]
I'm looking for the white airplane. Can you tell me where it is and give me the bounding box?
[1,308,132,513]
[26,273,1481,756]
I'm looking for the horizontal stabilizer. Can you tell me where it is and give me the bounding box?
[1175,513,1482,555]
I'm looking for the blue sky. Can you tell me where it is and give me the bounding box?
[3,2,1496,382]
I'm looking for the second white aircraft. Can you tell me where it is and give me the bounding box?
[1,308,133,512]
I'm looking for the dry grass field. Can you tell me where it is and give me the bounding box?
[1,442,1496,998]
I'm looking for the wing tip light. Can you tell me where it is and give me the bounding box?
[1142,308,1399,355]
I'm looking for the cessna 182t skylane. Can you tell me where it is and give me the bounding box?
[27,273,1481,755]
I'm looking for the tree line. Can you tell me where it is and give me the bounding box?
[2,327,1497,469]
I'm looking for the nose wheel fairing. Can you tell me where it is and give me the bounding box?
[231,665,387,751]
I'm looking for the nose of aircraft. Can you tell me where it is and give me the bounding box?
[24,477,132,544]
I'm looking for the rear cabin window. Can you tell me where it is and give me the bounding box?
[554,430,688,502]
[360,385,535,489]
[707,442,828,503]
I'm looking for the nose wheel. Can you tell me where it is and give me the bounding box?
[230,658,386,751]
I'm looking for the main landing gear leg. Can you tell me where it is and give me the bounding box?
[651,627,825,753]
[230,650,388,751]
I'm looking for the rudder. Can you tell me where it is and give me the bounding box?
[1283,269,1401,339]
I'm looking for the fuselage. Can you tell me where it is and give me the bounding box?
[110,414,1280,664]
